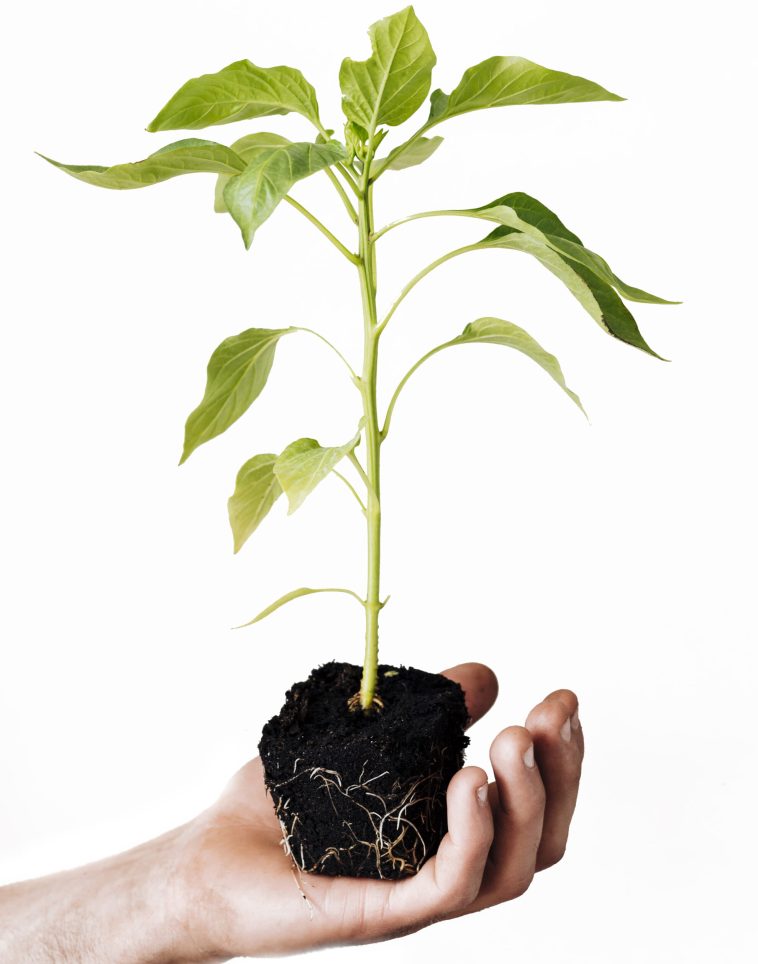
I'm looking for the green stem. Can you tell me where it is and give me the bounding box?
[323,167,359,224]
[237,586,365,628]
[333,469,368,515]
[284,196,359,264]
[381,342,452,440]
[336,162,362,196]
[294,327,359,383]
[371,208,485,242]
[310,117,361,198]
[376,242,483,336]
[347,449,372,492]
[356,144,383,711]
[370,123,434,182]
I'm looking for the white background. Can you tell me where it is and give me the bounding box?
[1,1,756,961]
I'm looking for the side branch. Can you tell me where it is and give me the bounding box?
[323,167,359,223]
[293,327,360,383]
[370,124,434,182]
[376,243,483,336]
[284,196,359,264]
[381,343,452,440]
[347,449,372,492]
[333,469,368,515]
[372,209,483,242]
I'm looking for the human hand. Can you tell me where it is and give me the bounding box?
[0,662,583,963]
[174,662,584,959]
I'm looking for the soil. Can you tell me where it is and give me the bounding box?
[258,661,469,879]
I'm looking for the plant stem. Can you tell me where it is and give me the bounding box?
[283,196,359,264]
[323,167,359,224]
[347,449,372,492]
[370,122,434,181]
[356,146,383,711]
[332,469,367,515]
[294,327,359,382]
[371,208,483,242]
[381,341,452,440]
[376,242,483,336]
[336,162,362,196]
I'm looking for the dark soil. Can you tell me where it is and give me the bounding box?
[259,661,469,879]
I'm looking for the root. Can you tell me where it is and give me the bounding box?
[289,867,315,921]
[270,759,446,879]
[346,691,385,714]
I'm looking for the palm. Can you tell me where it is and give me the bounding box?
[179,663,583,958]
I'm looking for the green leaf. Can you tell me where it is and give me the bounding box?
[340,6,436,133]
[448,317,584,413]
[428,56,623,124]
[345,121,369,163]
[372,135,443,174]
[181,327,294,463]
[213,132,291,213]
[223,140,347,248]
[482,228,662,357]
[146,60,321,131]
[477,192,675,304]
[235,586,364,628]
[38,139,245,190]
[227,454,283,553]
[274,429,361,514]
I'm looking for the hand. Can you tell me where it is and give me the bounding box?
[0,663,583,963]
[175,663,584,959]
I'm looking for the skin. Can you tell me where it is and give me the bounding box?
[0,663,583,962]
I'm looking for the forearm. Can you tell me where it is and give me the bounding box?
[0,826,202,964]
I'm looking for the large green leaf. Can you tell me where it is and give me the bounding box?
[372,135,443,174]
[476,192,674,304]
[223,140,346,248]
[448,317,584,412]
[38,139,245,190]
[147,60,321,131]
[340,6,436,133]
[213,132,291,213]
[428,56,623,124]
[228,454,283,552]
[274,429,361,514]
[181,327,294,463]
[482,227,661,356]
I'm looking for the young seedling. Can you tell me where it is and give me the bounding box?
[41,6,676,877]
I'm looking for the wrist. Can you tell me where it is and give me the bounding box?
[0,824,212,964]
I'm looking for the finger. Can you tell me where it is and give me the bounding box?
[379,766,494,933]
[470,726,545,910]
[525,689,583,870]
[440,662,499,728]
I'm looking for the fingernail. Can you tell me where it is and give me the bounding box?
[476,783,489,806]
[560,718,571,743]
[571,710,580,731]
[523,744,535,768]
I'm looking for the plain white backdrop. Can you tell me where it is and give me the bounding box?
[1,1,756,960]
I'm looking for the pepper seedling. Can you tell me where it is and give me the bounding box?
[40,5,676,716]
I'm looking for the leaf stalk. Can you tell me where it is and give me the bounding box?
[283,196,359,264]
[377,242,483,336]
[293,326,359,382]
[333,469,368,515]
